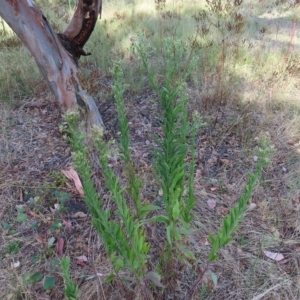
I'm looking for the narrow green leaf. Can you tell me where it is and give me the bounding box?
[172,200,180,220]
[140,204,161,213]
[141,215,169,224]
[114,259,124,272]
[177,227,195,235]
[105,274,116,283]
[209,254,218,262]
[208,270,218,286]
[208,234,215,243]
[183,250,196,260]
[166,225,172,245]
[194,221,203,228]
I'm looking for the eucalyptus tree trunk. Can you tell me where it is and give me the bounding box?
[0,0,104,127]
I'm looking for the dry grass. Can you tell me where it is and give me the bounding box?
[1,0,300,299]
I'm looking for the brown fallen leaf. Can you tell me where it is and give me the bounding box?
[56,238,64,257]
[263,250,284,261]
[207,199,217,209]
[36,235,46,245]
[63,219,72,231]
[278,258,290,265]
[220,158,230,165]
[199,238,210,246]
[76,255,88,265]
[73,211,88,218]
[62,167,84,196]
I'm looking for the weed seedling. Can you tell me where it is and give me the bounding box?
[3,241,21,255]
[61,256,79,300]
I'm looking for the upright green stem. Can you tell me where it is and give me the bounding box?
[112,61,143,218]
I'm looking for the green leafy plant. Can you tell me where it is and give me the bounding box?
[2,222,11,230]
[3,241,21,254]
[112,61,160,220]
[22,272,56,291]
[50,170,67,187]
[63,32,274,299]
[208,136,273,262]
[23,272,44,286]
[186,135,274,298]
[61,256,79,300]
[16,206,27,222]
[50,220,63,231]
[44,276,56,291]
[63,35,203,290]
[53,190,71,212]
[62,110,149,280]
[133,35,200,254]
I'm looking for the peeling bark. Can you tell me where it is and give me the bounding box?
[0,0,104,128]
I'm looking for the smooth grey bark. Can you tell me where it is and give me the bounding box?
[0,0,104,127]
